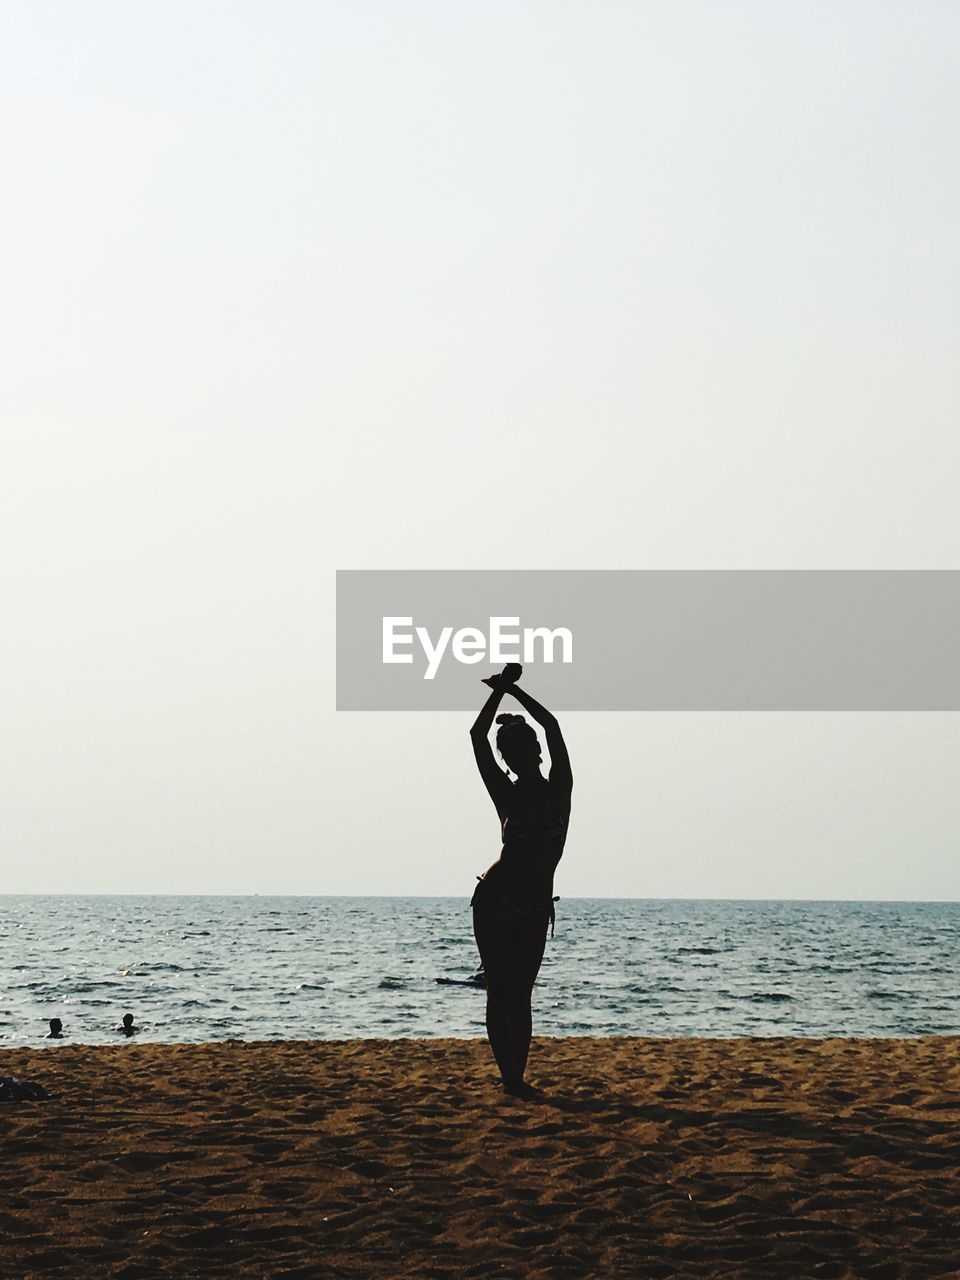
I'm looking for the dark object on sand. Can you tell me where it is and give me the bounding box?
[0,1076,49,1101]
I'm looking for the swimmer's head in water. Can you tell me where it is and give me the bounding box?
[122,1013,134,1027]
[495,713,542,777]
[48,1017,63,1037]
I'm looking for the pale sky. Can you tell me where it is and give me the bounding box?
[2,2,959,897]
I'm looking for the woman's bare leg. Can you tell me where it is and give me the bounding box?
[474,904,549,1092]
[509,990,534,1082]
[474,907,522,1086]
[484,983,518,1085]
[508,920,548,1085]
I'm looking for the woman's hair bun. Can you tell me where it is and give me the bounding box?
[495,713,526,727]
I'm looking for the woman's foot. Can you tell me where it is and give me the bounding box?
[502,1079,543,1100]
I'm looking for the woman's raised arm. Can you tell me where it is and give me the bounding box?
[470,684,512,815]
[505,684,572,792]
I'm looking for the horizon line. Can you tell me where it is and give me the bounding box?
[4,892,959,905]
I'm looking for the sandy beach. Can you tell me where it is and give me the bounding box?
[3,1036,960,1278]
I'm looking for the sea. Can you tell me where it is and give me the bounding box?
[2,896,959,1047]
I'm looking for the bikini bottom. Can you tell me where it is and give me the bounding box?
[471,876,559,938]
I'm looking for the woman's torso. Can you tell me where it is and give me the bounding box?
[481,776,570,904]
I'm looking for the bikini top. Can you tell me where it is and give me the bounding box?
[501,807,569,843]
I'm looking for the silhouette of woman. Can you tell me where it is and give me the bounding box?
[470,665,572,1097]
